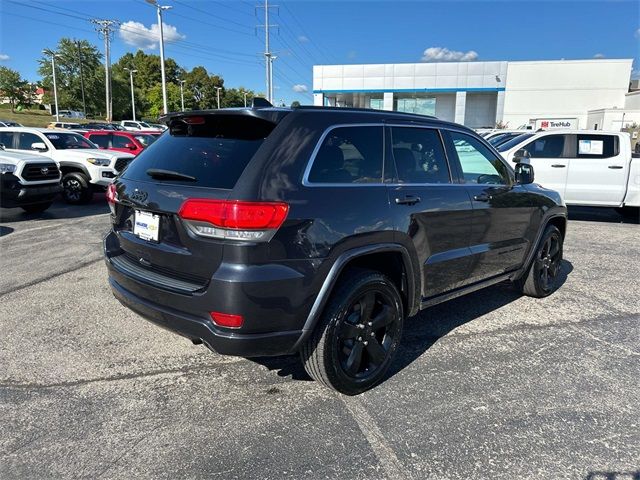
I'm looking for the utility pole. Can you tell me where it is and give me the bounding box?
[146,0,172,114]
[125,68,138,121]
[178,79,186,111]
[91,19,119,122]
[242,90,248,107]
[257,1,278,103]
[75,40,87,117]
[43,49,60,122]
[215,86,222,109]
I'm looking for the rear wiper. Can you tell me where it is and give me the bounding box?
[146,168,196,181]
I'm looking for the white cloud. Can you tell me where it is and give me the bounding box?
[421,47,478,62]
[297,35,309,43]
[0,54,9,61]
[635,28,640,38]
[119,20,185,50]
[593,53,605,59]
[292,84,308,93]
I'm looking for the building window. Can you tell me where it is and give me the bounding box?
[395,97,436,116]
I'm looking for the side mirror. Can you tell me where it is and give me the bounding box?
[31,142,48,152]
[512,148,531,164]
[125,143,137,150]
[515,163,535,185]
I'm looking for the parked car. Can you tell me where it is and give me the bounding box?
[84,130,157,156]
[0,127,134,204]
[83,122,126,131]
[0,143,61,213]
[499,130,639,217]
[104,104,567,395]
[120,120,163,132]
[146,122,167,131]
[0,120,23,127]
[47,122,83,130]
[58,110,86,119]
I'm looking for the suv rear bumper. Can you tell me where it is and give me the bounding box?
[0,175,61,208]
[109,276,303,356]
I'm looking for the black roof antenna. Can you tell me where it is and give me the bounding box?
[252,97,273,108]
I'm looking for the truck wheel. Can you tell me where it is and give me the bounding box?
[301,269,404,395]
[518,224,563,298]
[62,172,93,204]
[21,202,53,214]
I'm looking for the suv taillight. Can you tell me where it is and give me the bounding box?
[178,199,289,241]
[106,184,117,213]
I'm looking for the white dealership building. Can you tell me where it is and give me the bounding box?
[312,58,635,129]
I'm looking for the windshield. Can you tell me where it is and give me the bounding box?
[497,134,534,152]
[139,122,151,128]
[44,132,96,149]
[134,134,157,147]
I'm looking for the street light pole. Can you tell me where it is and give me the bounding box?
[43,49,60,122]
[215,86,222,109]
[146,0,172,114]
[243,91,248,107]
[178,79,186,112]
[125,68,138,121]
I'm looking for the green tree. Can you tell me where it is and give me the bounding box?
[181,66,224,110]
[146,82,182,118]
[222,87,256,108]
[0,66,28,112]
[291,100,301,108]
[37,38,104,116]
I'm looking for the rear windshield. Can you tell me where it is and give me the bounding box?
[122,115,276,189]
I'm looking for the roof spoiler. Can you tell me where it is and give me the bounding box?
[252,97,273,108]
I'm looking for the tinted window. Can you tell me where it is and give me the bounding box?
[524,135,566,158]
[497,133,534,152]
[308,126,383,184]
[89,134,110,148]
[0,131,14,148]
[576,135,618,159]
[390,127,450,184]
[112,134,132,149]
[134,134,156,147]
[123,115,275,189]
[17,132,43,150]
[44,132,94,149]
[450,132,510,185]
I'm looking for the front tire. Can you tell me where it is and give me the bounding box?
[21,202,53,214]
[62,172,93,204]
[301,269,404,395]
[518,225,563,298]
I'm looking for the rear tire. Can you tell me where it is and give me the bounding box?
[300,269,404,395]
[21,202,52,214]
[518,224,563,298]
[62,172,93,204]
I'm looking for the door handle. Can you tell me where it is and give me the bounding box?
[608,165,623,169]
[473,192,492,202]
[395,195,421,205]
[551,164,566,168]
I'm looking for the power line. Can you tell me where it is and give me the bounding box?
[172,0,255,31]
[281,3,336,64]
[256,0,279,102]
[91,19,119,122]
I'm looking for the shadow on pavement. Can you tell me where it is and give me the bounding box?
[568,206,639,225]
[585,471,640,480]
[251,259,574,388]
[0,194,109,225]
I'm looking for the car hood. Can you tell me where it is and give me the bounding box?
[0,150,54,164]
[52,149,135,160]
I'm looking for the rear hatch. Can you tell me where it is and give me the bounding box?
[108,111,285,292]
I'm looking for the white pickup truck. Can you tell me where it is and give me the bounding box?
[497,130,639,217]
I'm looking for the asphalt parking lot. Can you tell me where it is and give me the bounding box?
[0,198,638,480]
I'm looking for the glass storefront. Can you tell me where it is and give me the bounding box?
[395,97,436,116]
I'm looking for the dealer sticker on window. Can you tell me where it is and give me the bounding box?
[133,210,160,242]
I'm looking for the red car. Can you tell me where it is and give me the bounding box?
[84,130,158,156]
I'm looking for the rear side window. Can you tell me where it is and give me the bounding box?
[524,135,566,158]
[307,126,383,184]
[390,127,450,184]
[89,134,110,148]
[122,115,276,189]
[576,135,618,159]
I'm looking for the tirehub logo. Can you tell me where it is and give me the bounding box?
[541,121,549,128]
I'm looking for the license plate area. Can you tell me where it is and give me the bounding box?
[133,210,160,242]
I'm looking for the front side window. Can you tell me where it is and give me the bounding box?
[576,135,618,159]
[44,132,95,149]
[449,131,510,185]
[524,134,566,158]
[307,126,383,184]
[17,132,43,150]
[390,127,450,184]
[0,131,15,148]
[112,134,132,149]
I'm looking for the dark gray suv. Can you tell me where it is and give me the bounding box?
[104,104,567,395]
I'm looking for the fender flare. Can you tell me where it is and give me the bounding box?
[58,161,91,179]
[514,212,567,281]
[291,243,419,352]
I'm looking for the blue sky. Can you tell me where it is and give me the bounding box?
[1,0,638,105]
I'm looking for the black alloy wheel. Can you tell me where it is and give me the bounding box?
[519,224,564,298]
